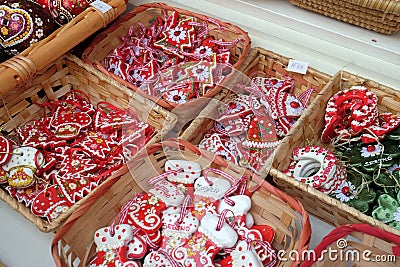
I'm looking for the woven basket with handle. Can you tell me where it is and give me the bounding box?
[0,53,177,232]
[0,0,126,94]
[180,47,331,171]
[289,0,400,34]
[82,2,251,124]
[51,138,311,267]
[270,71,400,236]
[301,224,400,266]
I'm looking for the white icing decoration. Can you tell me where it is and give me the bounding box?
[94,224,132,251]
[165,160,201,184]
[3,146,40,170]
[218,195,252,215]
[162,212,199,235]
[231,241,263,267]
[194,176,231,200]
[143,251,173,267]
[246,212,254,228]
[198,214,238,249]
[149,180,184,207]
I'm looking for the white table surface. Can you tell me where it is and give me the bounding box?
[1,0,399,266]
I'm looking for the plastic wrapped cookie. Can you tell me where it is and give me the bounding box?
[0,0,58,59]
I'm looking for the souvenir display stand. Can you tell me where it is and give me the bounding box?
[0,0,399,266]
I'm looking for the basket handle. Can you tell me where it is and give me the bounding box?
[301,224,400,267]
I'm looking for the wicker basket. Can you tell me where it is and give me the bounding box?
[0,53,177,232]
[289,0,400,34]
[180,47,331,171]
[270,71,400,235]
[0,0,126,94]
[301,224,400,266]
[51,139,311,267]
[81,2,251,124]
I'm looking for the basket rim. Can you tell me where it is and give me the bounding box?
[289,0,400,14]
[81,2,252,111]
[288,0,400,34]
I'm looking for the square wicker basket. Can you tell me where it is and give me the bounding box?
[51,139,311,267]
[81,2,251,124]
[0,53,177,232]
[289,0,400,34]
[269,70,400,236]
[180,47,331,172]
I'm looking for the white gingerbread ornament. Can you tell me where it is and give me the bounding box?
[89,224,140,267]
[3,146,44,188]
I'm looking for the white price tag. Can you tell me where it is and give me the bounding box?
[90,0,112,13]
[287,59,309,74]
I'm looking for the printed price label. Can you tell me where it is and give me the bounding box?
[287,59,309,74]
[90,0,112,13]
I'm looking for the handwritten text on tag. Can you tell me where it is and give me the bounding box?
[287,59,309,74]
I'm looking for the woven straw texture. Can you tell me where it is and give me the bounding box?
[180,47,331,170]
[0,53,177,232]
[82,2,251,124]
[289,0,400,34]
[301,224,400,266]
[270,71,400,236]
[0,0,126,94]
[51,139,311,267]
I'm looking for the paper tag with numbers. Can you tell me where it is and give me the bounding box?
[90,0,112,13]
[287,59,309,74]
